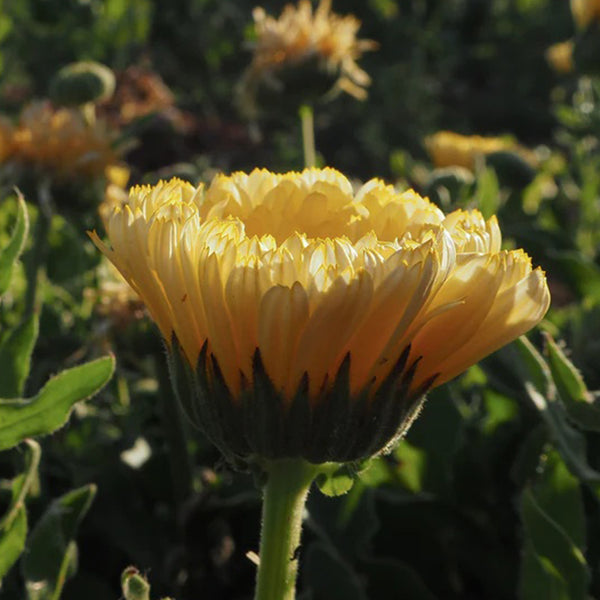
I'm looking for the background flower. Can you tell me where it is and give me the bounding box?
[571,0,600,29]
[425,130,536,171]
[239,0,377,115]
[546,40,575,74]
[12,101,119,177]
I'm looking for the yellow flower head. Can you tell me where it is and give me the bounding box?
[571,0,600,29]
[0,116,15,163]
[546,40,575,74]
[244,0,377,101]
[425,131,536,172]
[13,101,118,178]
[92,168,549,462]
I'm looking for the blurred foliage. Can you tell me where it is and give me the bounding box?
[0,0,600,598]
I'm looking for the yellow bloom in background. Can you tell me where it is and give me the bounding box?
[92,259,146,332]
[92,168,549,462]
[546,40,575,74]
[12,101,118,178]
[0,116,15,163]
[571,0,600,29]
[100,164,130,222]
[425,130,535,171]
[244,0,377,101]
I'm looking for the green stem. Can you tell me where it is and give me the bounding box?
[299,104,316,168]
[254,459,319,600]
[24,180,52,316]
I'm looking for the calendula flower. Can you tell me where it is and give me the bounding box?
[92,168,550,464]
[240,0,377,112]
[546,40,575,74]
[426,131,535,171]
[13,101,118,178]
[571,0,600,29]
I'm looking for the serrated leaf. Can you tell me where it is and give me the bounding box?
[525,383,600,492]
[512,337,600,493]
[23,484,96,600]
[544,335,600,431]
[0,312,39,397]
[514,336,554,395]
[0,355,115,451]
[0,193,29,296]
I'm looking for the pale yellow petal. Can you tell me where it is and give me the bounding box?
[292,270,373,397]
[258,282,310,397]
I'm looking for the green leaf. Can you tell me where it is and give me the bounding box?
[0,355,115,451]
[524,383,600,492]
[0,507,27,583]
[514,336,554,395]
[0,312,39,398]
[475,166,501,219]
[0,193,29,297]
[316,464,357,497]
[519,452,589,600]
[520,537,570,600]
[121,567,151,600]
[512,337,600,493]
[544,335,600,431]
[393,440,426,493]
[0,440,42,581]
[23,484,97,600]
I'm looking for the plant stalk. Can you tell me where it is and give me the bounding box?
[299,104,316,168]
[24,180,52,317]
[254,458,319,600]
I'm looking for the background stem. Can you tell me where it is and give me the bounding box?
[299,104,316,168]
[24,180,52,317]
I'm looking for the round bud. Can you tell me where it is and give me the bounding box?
[50,61,116,107]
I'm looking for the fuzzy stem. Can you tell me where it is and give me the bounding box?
[254,459,319,600]
[299,104,316,168]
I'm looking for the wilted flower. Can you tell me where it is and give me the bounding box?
[92,168,549,463]
[12,101,118,178]
[240,0,377,113]
[571,0,600,29]
[426,131,535,171]
[546,40,575,74]
[0,117,14,163]
[98,65,192,131]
